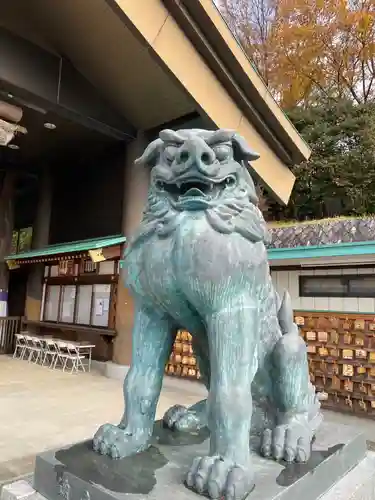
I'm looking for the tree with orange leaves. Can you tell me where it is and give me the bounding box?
[219,0,279,86]
[219,0,375,108]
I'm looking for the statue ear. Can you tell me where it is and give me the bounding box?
[230,133,260,205]
[135,138,164,168]
[231,133,260,163]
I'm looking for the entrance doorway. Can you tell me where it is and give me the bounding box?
[7,267,27,317]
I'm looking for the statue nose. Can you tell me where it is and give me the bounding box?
[178,148,213,165]
[175,139,218,176]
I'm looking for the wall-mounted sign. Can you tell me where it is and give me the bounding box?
[58,260,75,276]
[89,248,106,263]
[82,260,97,274]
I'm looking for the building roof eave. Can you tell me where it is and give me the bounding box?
[268,240,375,264]
[164,0,311,165]
[5,235,126,263]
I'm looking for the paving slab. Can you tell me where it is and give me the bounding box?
[320,451,375,500]
[2,355,375,497]
[0,357,204,485]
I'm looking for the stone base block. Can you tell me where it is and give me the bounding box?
[18,421,369,500]
[322,450,375,500]
[1,479,42,500]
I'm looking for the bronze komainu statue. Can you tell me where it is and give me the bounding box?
[93,129,322,500]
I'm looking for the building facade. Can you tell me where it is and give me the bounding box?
[0,0,309,374]
[268,217,375,418]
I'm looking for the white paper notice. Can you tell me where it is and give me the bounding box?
[95,299,104,316]
[103,299,110,312]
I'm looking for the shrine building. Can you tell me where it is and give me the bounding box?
[0,0,310,378]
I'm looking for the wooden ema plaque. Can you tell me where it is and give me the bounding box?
[165,330,201,380]
[296,311,375,418]
[168,312,375,417]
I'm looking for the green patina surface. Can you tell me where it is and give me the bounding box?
[92,128,322,500]
[5,235,126,261]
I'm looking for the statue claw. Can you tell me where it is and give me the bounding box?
[92,423,149,459]
[163,404,188,429]
[163,404,204,432]
[186,456,254,500]
[163,400,207,432]
[261,416,313,463]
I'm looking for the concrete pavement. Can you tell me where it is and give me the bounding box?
[0,355,374,486]
[0,356,204,485]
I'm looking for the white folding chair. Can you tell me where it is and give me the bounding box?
[13,333,27,360]
[52,340,69,370]
[53,340,85,374]
[20,333,32,360]
[26,336,43,364]
[35,336,46,364]
[65,343,86,374]
[24,335,35,362]
[42,338,58,368]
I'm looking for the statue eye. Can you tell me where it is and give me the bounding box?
[213,145,231,162]
[164,146,177,164]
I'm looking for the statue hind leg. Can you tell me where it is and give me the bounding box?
[163,367,274,437]
[261,291,322,463]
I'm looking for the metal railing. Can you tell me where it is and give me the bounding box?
[0,316,21,354]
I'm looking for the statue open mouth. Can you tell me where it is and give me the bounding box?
[155,175,236,201]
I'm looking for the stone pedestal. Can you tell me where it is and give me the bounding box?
[27,421,367,500]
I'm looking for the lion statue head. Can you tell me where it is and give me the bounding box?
[129,128,270,247]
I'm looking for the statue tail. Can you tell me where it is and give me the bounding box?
[276,289,322,429]
[276,289,296,336]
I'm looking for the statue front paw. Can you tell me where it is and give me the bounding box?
[92,423,149,459]
[163,404,205,432]
[260,415,313,462]
[185,456,254,500]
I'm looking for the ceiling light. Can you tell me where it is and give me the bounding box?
[8,144,19,150]
[44,122,56,130]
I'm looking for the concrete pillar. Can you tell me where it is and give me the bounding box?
[113,132,150,366]
[25,167,52,320]
[0,170,15,316]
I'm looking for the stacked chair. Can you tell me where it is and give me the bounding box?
[13,332,93,374]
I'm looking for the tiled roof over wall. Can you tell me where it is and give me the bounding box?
[268,217,375,249]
